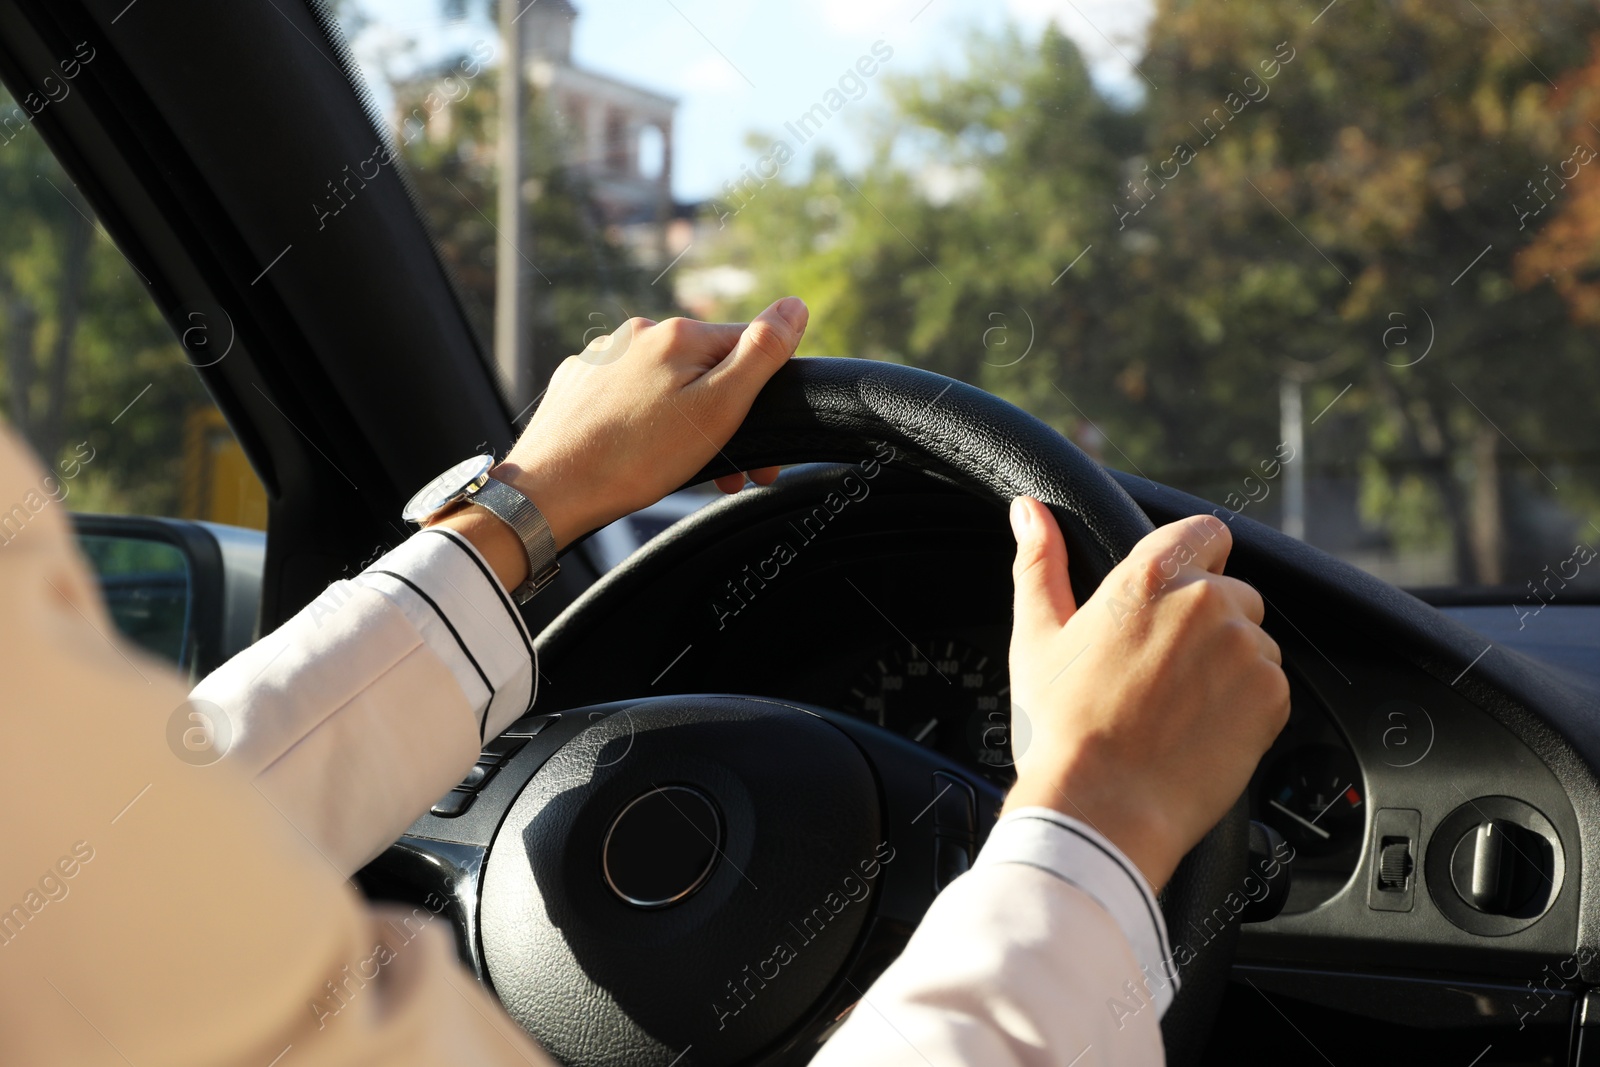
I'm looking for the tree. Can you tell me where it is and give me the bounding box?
[0,88,217,516]
[387,51,679,383]
[713,1,1600,585]
[1125,0,1600,583]
[1516,35,1600,322]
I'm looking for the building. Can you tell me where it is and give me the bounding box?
[393,2,734,314]
[521,0,676,256]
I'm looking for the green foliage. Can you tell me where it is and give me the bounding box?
[391,58,678,372]
[714,2,1600,583]
[1,30,671,516]
[8,4,1599,586]
[0,89,214,516]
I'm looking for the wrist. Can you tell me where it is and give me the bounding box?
[487,459,587,553]
[1002,775,1177,892]
[425,462,576,599]
[428,504,530,594]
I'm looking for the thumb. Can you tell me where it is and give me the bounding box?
[697,296,808,402]
[1010,496,1078,634]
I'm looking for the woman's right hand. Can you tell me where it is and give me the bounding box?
[1001,499,1290,891]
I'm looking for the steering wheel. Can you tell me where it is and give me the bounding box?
[378,358,1247,1066]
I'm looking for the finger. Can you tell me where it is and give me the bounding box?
[682,321,750,361]
[1131,514,1234,579]
[714,473,745,494]
[1214,574,1265,625]
[1256,626,1283,667]
[694,297,808,400]
[749,466,780,486]
[1010,495,1078,633]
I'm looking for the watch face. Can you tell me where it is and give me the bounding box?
[402,454,495,523]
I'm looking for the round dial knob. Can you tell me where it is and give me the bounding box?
[1426,796,1564,936]
[1449,818,1549,915]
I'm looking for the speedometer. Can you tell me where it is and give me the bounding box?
[845,638,1012,776]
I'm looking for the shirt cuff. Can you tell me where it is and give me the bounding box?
[973,806,1180,1016]
[354,527,538,741]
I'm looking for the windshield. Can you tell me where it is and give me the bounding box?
[337,0,1600,598]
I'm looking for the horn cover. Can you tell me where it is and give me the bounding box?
[481,697,882,1065]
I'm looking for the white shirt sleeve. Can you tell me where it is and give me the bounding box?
[353,526,538,741]
[183,514,1175,1066]
[974,806,1179,1015]
[812,807,1173,1066]
[189,527,539,874]
[813,848,1167,1067]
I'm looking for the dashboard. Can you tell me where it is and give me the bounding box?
[534,464,1596,1062]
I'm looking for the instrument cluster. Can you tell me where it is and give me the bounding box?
[839,636,1014,782]
[836,637,1371,915]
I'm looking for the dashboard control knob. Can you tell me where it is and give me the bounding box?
[1450,818,1546,915]
[1428,796,1564,934]
[1377,839,1412,892]
[1469,820,1511,911]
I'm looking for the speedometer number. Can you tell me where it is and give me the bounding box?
[846,638,1012,779]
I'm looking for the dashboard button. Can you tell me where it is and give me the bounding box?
[931,772,975,833]
[430,790,475,818]
[458,762,495,791]
[504,713,559,737]
[483,734,529,759]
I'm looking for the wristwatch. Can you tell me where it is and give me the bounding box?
[402,454,560,604]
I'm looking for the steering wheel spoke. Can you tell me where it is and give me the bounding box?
[364,696,1003,1065]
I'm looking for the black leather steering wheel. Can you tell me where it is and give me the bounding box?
[414,358,1245,1066]
[697,356,1149,606]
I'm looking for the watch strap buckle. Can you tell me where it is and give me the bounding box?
[511,560,561,605]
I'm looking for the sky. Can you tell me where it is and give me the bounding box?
[348,0,1154,202]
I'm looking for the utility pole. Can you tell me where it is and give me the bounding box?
[1279,375,1306,540]
[494,0,531,414]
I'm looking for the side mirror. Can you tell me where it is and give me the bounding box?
[70,514,264,679]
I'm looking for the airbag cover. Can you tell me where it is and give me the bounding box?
[480,697,882,1065]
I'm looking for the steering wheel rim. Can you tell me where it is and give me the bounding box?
[691,356,1244,1060]
[490,357,1243,1063]
[690,356,1151,605]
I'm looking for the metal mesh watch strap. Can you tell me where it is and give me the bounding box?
[468,477,561,604]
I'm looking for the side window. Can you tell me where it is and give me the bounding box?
[0,87,267,532]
